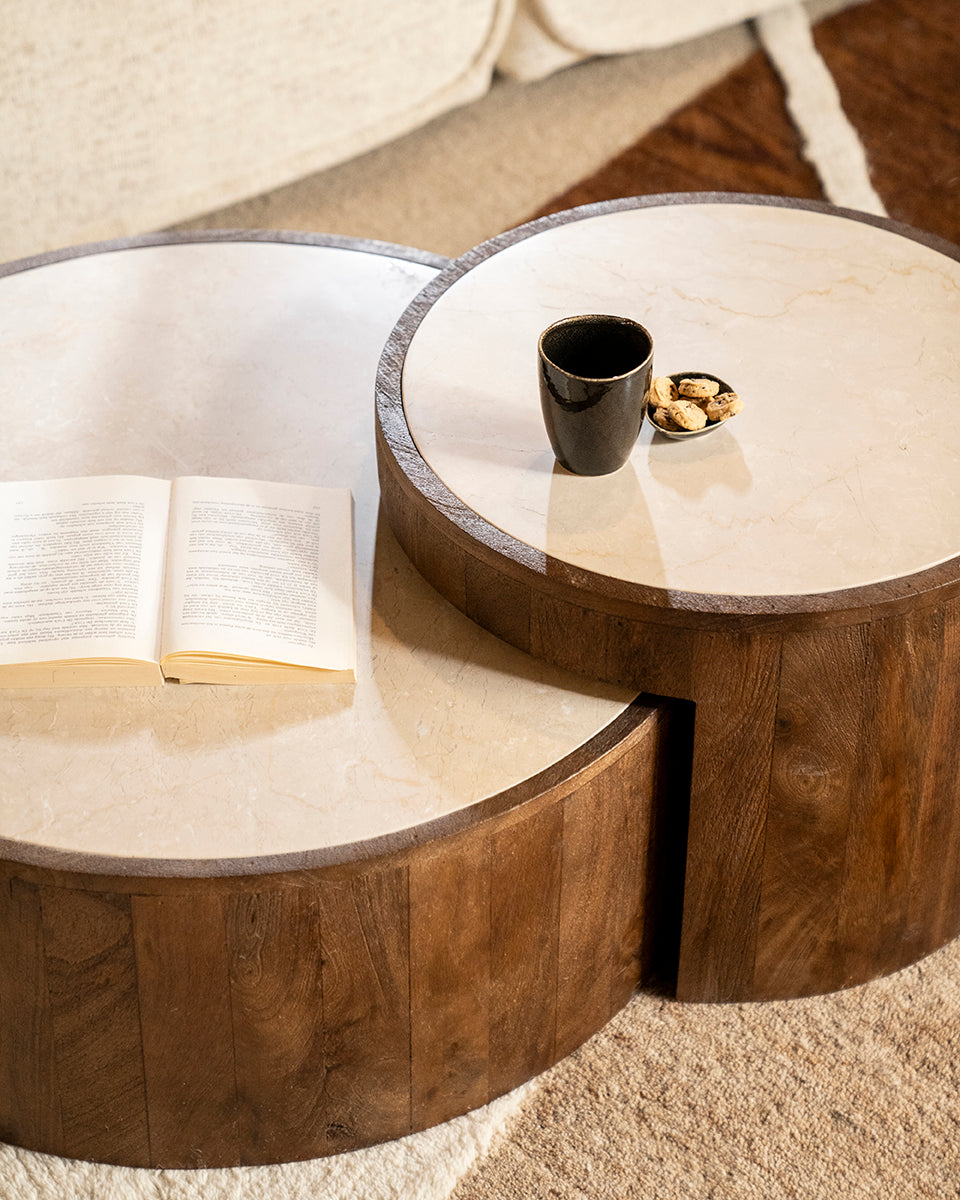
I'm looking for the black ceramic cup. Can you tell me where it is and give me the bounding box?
[538,314,654,476]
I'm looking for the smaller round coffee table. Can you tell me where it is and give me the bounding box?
[377,194,960,1004]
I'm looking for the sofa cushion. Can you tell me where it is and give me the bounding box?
[2,0,514,261]
[498,0,795,79]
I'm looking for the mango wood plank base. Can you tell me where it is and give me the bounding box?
[0,701,681,1168]
[376,194,960,1004]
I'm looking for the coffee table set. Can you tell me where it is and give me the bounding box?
[1,197,958,1167]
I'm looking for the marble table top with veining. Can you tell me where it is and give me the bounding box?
[0,239,634,871]
[403,201,960,597]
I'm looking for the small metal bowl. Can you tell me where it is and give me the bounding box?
[645,371,738,440]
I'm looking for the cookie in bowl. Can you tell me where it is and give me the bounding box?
[646,372,743,439]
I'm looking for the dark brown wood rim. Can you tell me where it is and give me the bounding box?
[0,699,654,879]
[0,229,450,279]
[376,192,960,628]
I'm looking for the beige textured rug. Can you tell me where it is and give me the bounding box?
[452,943,960,1198]
[0,1087,534,1199]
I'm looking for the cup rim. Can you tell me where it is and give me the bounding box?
[538,313,654,382]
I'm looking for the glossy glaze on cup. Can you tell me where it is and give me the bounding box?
[538,314,653,475]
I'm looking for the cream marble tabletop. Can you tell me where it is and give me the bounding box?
[0,238,634,873]
[402,200,960,597]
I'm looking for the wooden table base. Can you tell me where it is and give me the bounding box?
[378,378,960,1003]
[376,195,960,1005]
[0,701,686,1167]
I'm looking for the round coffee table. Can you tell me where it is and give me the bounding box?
[377,194,960,1004]
[0,233,668,1167]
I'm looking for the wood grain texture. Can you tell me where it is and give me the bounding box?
[39,888,149,1163]
[134,893,240,1167]
[0,700,667,1167]
[226,887,326,1163]
[488,804,563,1096]
[375,194,960,1006]
[316,866,412,1153]
[555,724,654,1058]
[906,596,960,957]
[836,606,944,986]
[676,633,783,1001]
[409,829,491,1130]
[754,626,868,999]
[0,877,61,1153]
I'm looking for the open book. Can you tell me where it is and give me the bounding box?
[0,475,355,686]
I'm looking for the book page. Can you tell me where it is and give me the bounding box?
[160,476,355,671]
[0,476,171,666]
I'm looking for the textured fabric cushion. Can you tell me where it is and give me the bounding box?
[496,0,589,82]
[1,0,514,261]
[497,0,790,79]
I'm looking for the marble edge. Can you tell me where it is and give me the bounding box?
[0,230,450,279]
[0,700,651,880]
[377,192,960,625]
[475,192,960,266]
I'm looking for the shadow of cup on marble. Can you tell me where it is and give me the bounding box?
[538,314,653,476]
[545,457,667,590]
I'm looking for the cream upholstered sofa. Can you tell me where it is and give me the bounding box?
[3,0,790,263]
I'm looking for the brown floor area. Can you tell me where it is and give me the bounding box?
[531,38,825,214]
[531,0,960,248]
[816,0,960,243]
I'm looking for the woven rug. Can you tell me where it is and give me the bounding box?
[452,941,960,1199]
[10,1,958,1196]
[530,0,958,247]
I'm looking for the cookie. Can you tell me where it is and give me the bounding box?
[703,392,744,423]
[651,408,684,432]
[666,399,708,431]
[648,376,678,408]
[678,377,720,401]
